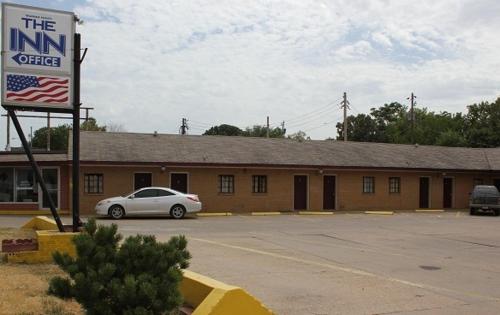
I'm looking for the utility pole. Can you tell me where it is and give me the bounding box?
[47,112,51,151]
[341,92,350,142]
[281,121,286,135]
[266,116,270,138]
[180,118,188,135]
[407,92,417,143]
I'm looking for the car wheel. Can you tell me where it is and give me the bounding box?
[170,205,186,219]
[109,205,125,219]
[469,208,476,215]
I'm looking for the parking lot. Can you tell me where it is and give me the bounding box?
[2,212,500,314]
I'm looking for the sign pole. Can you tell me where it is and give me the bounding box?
[72,33,81,232]
[6,108,65,232]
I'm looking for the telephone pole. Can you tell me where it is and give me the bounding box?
[180,118,188,135]
[281,121,286,135]
[266,116,270,138]
[341,92,350,142]
[407,92,417,143]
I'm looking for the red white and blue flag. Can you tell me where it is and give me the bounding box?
[5,74,69,105]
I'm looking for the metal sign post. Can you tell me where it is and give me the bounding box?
[72,33,81,232]
[1,3,79,232]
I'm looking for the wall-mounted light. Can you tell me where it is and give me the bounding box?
[160,166,166,172]
[318,169,324,175]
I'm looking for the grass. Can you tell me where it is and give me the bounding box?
[0,228,83,315]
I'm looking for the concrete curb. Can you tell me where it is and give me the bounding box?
[364,211,394,215]
[251,212,282,216]
[298,211,334,215]
[197,212,233,217]
[415,209,445,213]
[0,210,70,215]
[180,270,274,314]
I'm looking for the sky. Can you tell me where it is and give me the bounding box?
[1,0,500,148]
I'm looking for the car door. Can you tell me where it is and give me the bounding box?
[156,189,177,214]
[126,188,159,215]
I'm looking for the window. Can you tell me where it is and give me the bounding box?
[16,169,37,202]
[363,176,375,193]
[473,178,484,187]
[389,177,400,193]
[134,189,158,198]
[252,175,267,193]
[219,175,234,193]
[0,168,14,202]
[158,189,175,197]
[84,174,103,194]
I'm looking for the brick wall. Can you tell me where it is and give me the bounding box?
[77,165,500,215]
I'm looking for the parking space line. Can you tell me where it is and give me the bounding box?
[191,237,500,302]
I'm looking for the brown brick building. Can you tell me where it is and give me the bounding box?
[2,131,500,215]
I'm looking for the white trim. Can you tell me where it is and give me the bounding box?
[169,172,189,193]
[133,172,153,191]
[292,174,309,211]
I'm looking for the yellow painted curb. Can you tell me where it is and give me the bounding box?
[180,270,274,315]
[298,211,334,215]
[364,211,394,215]
[0,210,70,215]
[415,209,445,213]
[197,212,233,217]
[7,216,78,264]
[251,212,282,216]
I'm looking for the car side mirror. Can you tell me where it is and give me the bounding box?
[129,195,134,199]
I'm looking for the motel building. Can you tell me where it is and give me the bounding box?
[1,131,500,215]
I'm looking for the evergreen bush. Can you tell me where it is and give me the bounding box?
[48,218,191,315]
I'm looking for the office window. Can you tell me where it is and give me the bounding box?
[252,175,267,193]
[473,178,484,187]
[16,169,37,202]
[0,168,14,202]
[84,174,103,194]
[389,177,400,193]
[219,175,234,193]
[363,176,375,193]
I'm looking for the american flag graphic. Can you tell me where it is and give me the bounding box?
[6,74,69,104]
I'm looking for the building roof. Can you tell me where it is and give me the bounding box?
[74,131,500,171]
[0,152,68,163]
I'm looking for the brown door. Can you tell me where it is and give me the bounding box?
[294,175,308,210]
[443,178,453,208]
[419,177,430,208]
[134,173,152,190]
[171,173,188,193]
[323,176,336,210]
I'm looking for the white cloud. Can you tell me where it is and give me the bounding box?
[2,0,500,147]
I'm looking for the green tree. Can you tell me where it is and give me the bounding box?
[243,125,285,138]
[31,124,70,151]
[31,118,106,150]
[203,124,243,136]
[81,118,106,131]
[464,98,500,147]
[336,114,379,142]
[287,131,310,142]
[48,218,190,315]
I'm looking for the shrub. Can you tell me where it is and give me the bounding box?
[48,218,191,315]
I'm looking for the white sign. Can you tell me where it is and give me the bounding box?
[1,3,75,109]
